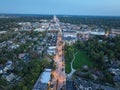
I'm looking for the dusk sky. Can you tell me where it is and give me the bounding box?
[0,0,120,16]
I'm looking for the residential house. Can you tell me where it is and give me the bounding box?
[18,53,29,62]
[3,61,13,72]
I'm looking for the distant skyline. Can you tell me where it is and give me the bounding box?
[0,0,120,16]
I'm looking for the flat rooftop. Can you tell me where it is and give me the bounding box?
[48,46,56,49]
[41,69,52,83]
[33,69,52,90]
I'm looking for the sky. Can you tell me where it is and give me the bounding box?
[0,0,120,16]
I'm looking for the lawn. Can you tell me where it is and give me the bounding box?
[65,62,71,74]
[73,50,94,69]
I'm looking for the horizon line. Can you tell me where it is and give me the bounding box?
[0,13,120,17]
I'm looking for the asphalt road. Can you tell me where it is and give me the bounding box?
[51,21,66,90]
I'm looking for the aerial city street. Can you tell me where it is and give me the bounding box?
[0,0,120,90]
[0,15,120,90]
[49,16,66,90]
